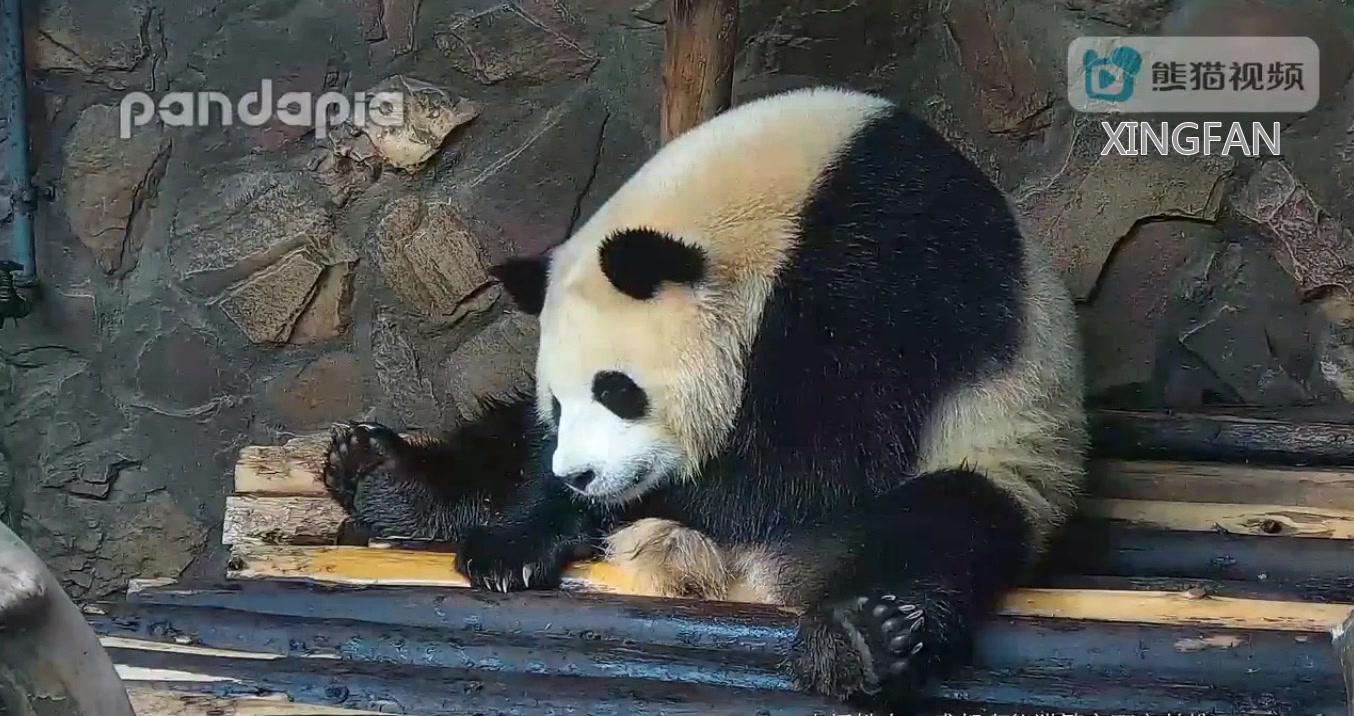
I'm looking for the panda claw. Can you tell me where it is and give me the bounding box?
[850,592,929,682]
[322,421,402,512]
[787,590,938,701]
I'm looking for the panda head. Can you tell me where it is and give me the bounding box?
[489,227,748,505]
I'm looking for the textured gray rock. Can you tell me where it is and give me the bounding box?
[436,3,598,84]
[1014,120,1235,299]
[266,353,367,430]
[456,88,611,261]
[372,196,492,327]
[30,0,152,73]
[443,311,538,420]
[1231,160,1354,296]
[61,105,170,276]
[170,169,358,344]
[371,311,442,429]
[328,75,479,171]
[1079,221,1215,401]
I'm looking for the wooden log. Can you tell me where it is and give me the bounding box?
[219,491,1354,556]
[232,420,1354,502]
[221,544,1354,630]
[1092,408,1354,465]
[124,686,388,716]
[234,434,331,496]
[1040,575,1354,603]
[659,0,738,143]
[235,527,1354,604]
[222,495,349,546]
[1086,498,1354,539]
[1089,459,1354,508]
[92,580,1354,715]
[1047,523,1354,602]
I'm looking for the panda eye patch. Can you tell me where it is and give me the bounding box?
[592,371,648,420]
[551,395,561,423]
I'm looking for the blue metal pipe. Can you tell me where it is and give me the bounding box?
[2,0,35,286]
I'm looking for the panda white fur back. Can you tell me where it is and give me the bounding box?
[321,85,1087,712]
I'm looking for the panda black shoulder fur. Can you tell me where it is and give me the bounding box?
[323,85,1088,710]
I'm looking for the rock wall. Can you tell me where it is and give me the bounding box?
[2,0,1353,598]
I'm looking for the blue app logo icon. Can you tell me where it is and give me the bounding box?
[1083,46,1143,102]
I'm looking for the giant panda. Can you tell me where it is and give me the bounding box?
[323,85,1088,711]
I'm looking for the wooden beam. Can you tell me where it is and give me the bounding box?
[124,687,389,716]
[93,580,1354,716]
[1086,499,1354,539]
[232,439,1354,506]
[234,434,331,496]
[659,0,738,143]
[219,493,1354,551]
[222,495,349,546]
[223,544,1354,631]
[1091,408,1354,465]
[1089,459,1354,508]
[1048,522,1354,603]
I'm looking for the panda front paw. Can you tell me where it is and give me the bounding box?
[785,591,937,704]
[454,525,570,593]
[323,421,406,513]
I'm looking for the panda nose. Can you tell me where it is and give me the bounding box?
[559,469,595,492]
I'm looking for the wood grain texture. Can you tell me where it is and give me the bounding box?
[222,496,349,546]
[1091,408,1354,465]
[234,434,331,496]
[659,0,738,143]
[225,545,1354,632]
[224,494,1354,550]
[93,580,1354,716]
[232,442,1354,506]
[125,687,386,716]
[1088,498,1354,539]
[1090,459,1354,508]
[1047,522,1354,603]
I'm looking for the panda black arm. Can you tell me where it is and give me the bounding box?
[453,428,614,592]
[321,391,535,543]
[783,467,1032,707]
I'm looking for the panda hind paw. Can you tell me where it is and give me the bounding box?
[786,591,931,703]
[323,421,405,512]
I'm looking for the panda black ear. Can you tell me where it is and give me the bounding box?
[598,228,707,300]
[488,254,549,316]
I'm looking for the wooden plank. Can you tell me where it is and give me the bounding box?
[222,495,349,546]
[108,647,839,716]
[1091,408,1354,465]
[1039,574,1354,603]
[231,444,1354,506]
[224,545,1354,632]
[1088,498,1354,539]
[234,434,330,496]
[1090,459,1354,508]
[228,543,641,593]
[1048,523,1354,602]
[96,581,1354,716]
[124,687,390,716]
[225,493,1354,550]
[659,0,738,144]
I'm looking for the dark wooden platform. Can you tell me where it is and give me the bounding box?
[92,406,1354,715]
